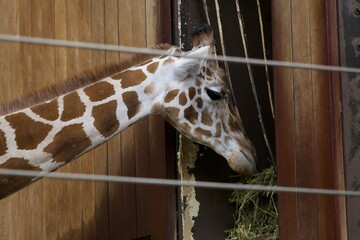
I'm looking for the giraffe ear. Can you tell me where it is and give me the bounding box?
[174,46,210,80]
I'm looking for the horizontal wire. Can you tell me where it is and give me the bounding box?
[0,168,358,197]
[0,34,360,74]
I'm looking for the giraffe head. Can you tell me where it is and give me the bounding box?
[156,25,257,175]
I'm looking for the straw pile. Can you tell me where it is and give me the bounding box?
[226,167,278,240]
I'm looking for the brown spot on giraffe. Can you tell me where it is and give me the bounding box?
[144,83,155,95]
[44,124,92,163]
[146,62,159,74]
[5,112,52,150]
[197,72,205,81]
[112,69,147,89]
[229,115,238,132]
[31,99,59,121]
[195,98,203,109]
[201,66,206,74]
[163,58,175,65]
[215,122,222,137]
[188,87,196,100]
[201,110,213,126]
[164,89,179,103]
[61,92,86,122]
[166,107,180,119]
[84,81,115,102]
[229,103,237,116]
[122,91,141,119]
[92,100,119,138]
[206,68,212,77]
[179,92,187,106]
[0,130,7,156]
[228,112,244,133]
[184,106,198,124]
[151,103,162,113]
[228,104,245,132]
[181,122,191,133]
[221,120,229,134]
[195,79,202,87]
[194,127,212,138]
[0,157,41,199]
[218,68,227,81]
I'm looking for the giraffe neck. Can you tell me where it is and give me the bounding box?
[0,49,177,198]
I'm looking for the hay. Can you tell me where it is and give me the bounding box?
[226,166,278,240]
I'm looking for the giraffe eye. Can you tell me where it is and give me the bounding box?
[205,87,225,101]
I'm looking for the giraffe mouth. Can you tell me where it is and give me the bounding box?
[227,150,257,175]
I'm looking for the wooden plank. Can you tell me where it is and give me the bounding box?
[90,0,110,239]
[16,1,33,239]
[0,1,16,239]
[105,0,122,238]
[81,149,96,240]
[274,0,343,239]
[272,0,298,238]
[30,1,46,238]
[0,2,6,237]
[132,1,151,238]
[147,1,168,239]
[310,1,337,239]
[325,0,347,238]
[66,1,84,238]
[78,1,95,239]
[54,1,71,238]
[42,1,58,238]
[291,0,319,237]
[118,1,137,239]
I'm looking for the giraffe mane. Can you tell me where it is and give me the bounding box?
[0,44,172,116]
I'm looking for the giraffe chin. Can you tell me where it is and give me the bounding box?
[226,151,257,175]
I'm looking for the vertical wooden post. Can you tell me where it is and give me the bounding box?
[272,0,345,239]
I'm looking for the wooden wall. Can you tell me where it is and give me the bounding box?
[0,1,175,239]
[272,0,346,239]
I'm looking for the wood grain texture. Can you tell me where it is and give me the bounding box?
[325,0,347,238]
[132,1,151,238]
[0,0,175,239]
[273,0,342,239]
[0,1,16,238]
[40,1,56,239]
[54,2,71,239]
[272,0,299,237]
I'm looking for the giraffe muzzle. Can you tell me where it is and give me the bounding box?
[227,150,257,175]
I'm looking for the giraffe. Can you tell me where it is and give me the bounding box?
[0,24,256,199]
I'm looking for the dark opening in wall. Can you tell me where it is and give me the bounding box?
[173,0,274,239]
